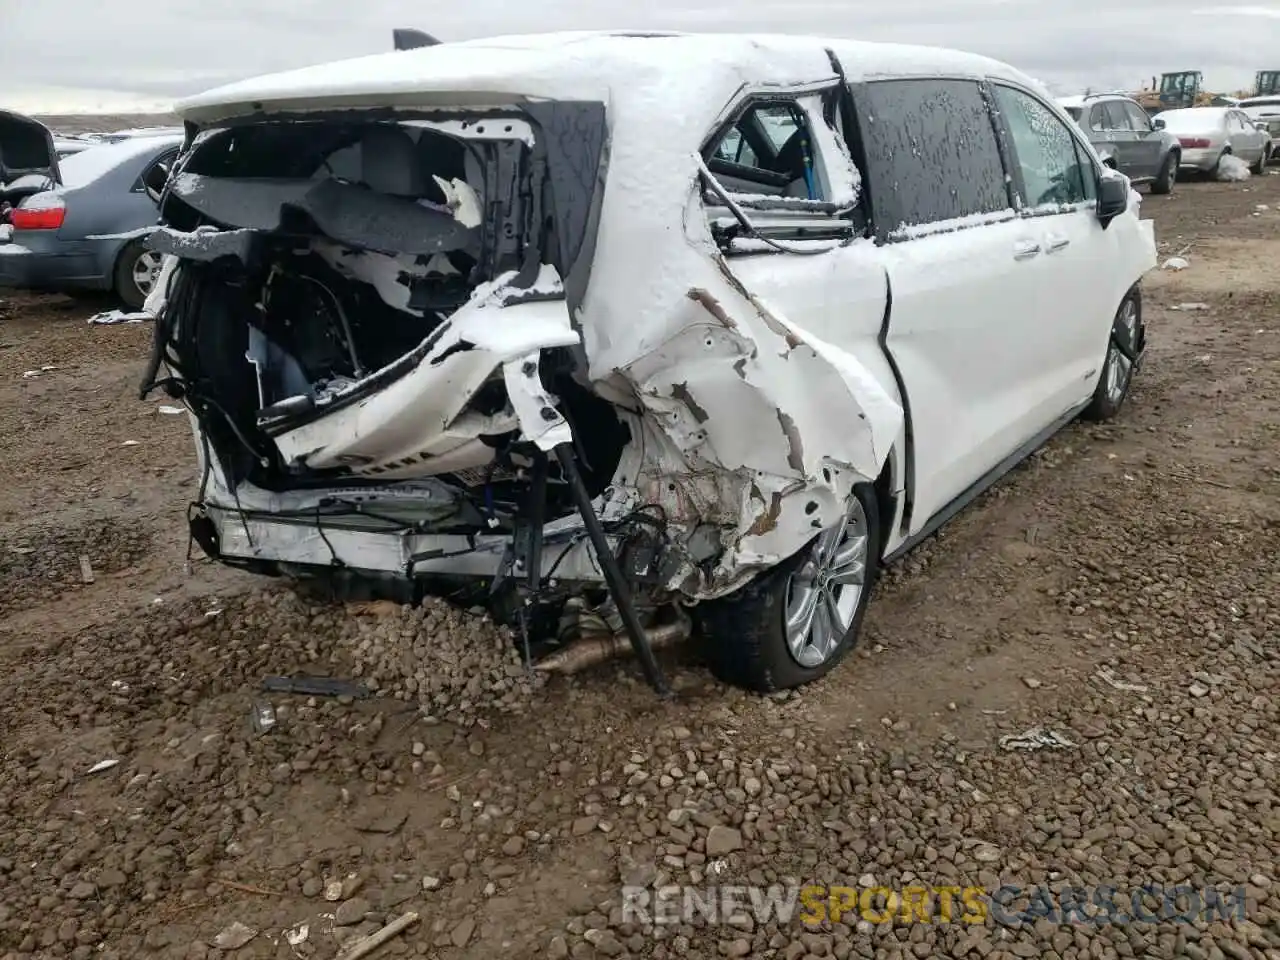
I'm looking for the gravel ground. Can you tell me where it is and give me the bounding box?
[1,172,1278,960]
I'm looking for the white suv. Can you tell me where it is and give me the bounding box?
[142,32,1156,694]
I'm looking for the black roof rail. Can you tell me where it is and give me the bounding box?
[393,28,440,51]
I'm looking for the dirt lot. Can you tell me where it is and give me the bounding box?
[1,174,1277,960]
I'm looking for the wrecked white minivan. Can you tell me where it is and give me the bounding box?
[143,32,1156,694]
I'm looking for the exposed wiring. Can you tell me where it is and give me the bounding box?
[314,503,345,568]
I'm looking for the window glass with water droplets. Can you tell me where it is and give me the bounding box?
[858,78,1008,236]
[994,86,1090,209]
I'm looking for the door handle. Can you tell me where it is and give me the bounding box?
[1045,235,1071,253]
[1013,240,1041,260]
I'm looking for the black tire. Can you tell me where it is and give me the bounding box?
[695,483,881,692]
[1082,287,1144,422]
[1151,152,1177,194]
[1249,151,1266,175]
[112,239,159,311]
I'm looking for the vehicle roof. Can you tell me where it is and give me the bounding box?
[56,133,183,189]
[1240,96,1280,107]
[1158,105,1231,118]
[176,30,1038,123]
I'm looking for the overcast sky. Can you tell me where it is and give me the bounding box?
[1,0,1277,113]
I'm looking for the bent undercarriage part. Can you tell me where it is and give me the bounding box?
[537,613,691,676]
[552,442,672,696]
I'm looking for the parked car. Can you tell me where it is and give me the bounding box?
[1238,95,1280,161]
[0,134,180,307]
[1155,106,1270,175]
[54,137,95,159]
[143,32,1156,693]
[1057,93,1181,193]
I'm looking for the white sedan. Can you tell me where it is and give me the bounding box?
[1156,106,1270,174]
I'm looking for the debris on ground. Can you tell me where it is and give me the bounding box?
[261,674,369,699]
[249,700,277,734]
[1216,154,1252,182]
[86,309,153,325]
[1094,666,1149,693]
[85,758,120,775]
[998,727,1078,751]
[1171,301,1210,311]
[211,921,258,950]
[336,912,419,960]
[339,594,547,725]
[1161,256,1191,270]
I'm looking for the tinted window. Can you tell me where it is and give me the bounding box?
[1123,103,1152,131]
[1103,102,1133,131]
[859,78,1009,235]
[993,85,1091,208]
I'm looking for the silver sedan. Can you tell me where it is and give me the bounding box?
[1155,106,1271,175]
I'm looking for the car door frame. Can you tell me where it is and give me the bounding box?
[1229,109,1266,162]
[838,72,1087,541]
[1121,100,1162,178]
[1100,100,1138,171]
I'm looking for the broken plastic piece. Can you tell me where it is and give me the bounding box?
[998,727,1076,751]
[250,700,277,734]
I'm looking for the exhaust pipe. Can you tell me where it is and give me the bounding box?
[535,616,691,676]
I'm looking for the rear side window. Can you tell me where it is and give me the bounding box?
[993,85,1092,210]
[1101,102,1133,131]
[1123,102,1153,131]
[858,78,1009,238]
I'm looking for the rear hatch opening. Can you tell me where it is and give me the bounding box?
[142,106,684,688]
[145,108,622,501]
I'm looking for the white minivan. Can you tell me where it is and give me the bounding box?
[142,32,1156,695]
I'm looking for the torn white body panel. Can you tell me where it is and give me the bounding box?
[270,267,579,478]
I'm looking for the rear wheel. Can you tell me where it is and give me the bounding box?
[1151,152,1177,194]
[696,484,880,692]
[1082,289,1143,422]
[1249,150,1266,175]
[113,240,163,311]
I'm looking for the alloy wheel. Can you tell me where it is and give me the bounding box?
[784,497,870,668]
[132,250,164,297]
[1106,298,1139,405]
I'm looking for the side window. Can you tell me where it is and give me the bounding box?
[858,78,1009,238]
[993,85,1091,209]
[1103,102,1133,131]
[1088,105,1109,132]
[700,91,862,251]
[705,100,822,199]
[1123,103,1152,132]
[138,149,178,195]
[712,128,758,167]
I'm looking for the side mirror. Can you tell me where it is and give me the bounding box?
[1096,173,1130,228]
[1152,116,1166,130]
